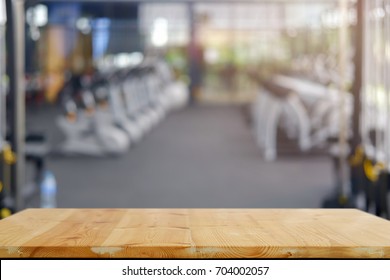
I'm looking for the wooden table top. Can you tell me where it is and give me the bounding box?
[1,208,390,258]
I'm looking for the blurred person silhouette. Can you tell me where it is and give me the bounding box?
[189,42,204,102]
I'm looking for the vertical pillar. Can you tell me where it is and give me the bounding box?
[351,1,363,151]
[188,1,198,104]
[5,0,25,211]
[337,0,350,201]
[349,0,366,210]
[0,0,6,149]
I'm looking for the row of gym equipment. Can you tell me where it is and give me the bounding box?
[2,55,189,215]
[56,57,188,157]
[250,0,390,219]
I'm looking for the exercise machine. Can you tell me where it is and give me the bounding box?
[56,74,130,156]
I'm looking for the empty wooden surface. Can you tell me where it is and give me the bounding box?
[0,208,390,258]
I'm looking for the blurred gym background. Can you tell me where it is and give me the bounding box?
[1,0,389,218]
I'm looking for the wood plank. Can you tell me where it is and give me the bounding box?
[0,209,390,258]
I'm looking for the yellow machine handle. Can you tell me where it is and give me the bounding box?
[349,145,364,167]
[0,208,12,219]
[2,144,16,165]
[1,145,16,219]
[363,159,385,183]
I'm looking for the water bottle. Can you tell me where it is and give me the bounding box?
[40,171,57,208]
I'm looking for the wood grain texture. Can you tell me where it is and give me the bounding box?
[0,209,390,258]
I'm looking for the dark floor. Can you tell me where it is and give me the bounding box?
[27,104,334,208]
